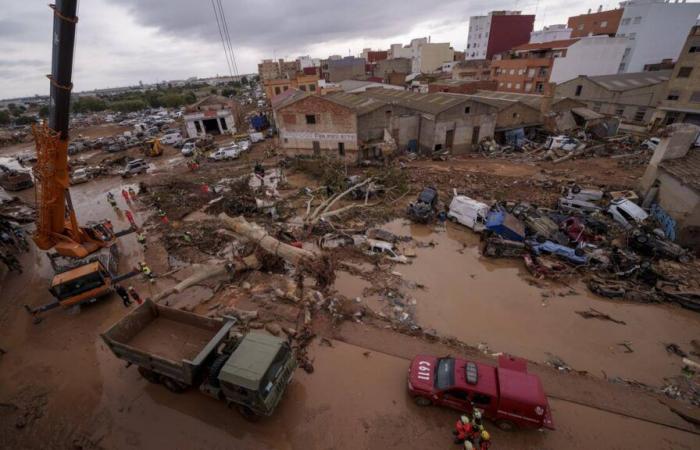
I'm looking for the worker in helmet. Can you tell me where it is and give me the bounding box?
[469,409,484,443]
[136,231,147,248]
[127,286,143,305]
[453,415,473,444]
[106,192,117,208]
[137,261,154,283]
[479,430,491,450]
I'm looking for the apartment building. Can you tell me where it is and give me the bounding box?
[656,25,700,125]
[389,38,454,73]
[567,6,624,38]
[616,0,700,73]
[263,73,320,99]
[466,11,534,60]
[530,25,572,44]
[257,59,300,81]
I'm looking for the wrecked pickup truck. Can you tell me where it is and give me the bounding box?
[101,300,297,420]
[407,187,439,223]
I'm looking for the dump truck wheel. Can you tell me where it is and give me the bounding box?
[163,377,187,393]
[138,367,161,384]
[237,405,262,422]
[413,396,432,407]
[496,419,516,432]
[208,353,230,388]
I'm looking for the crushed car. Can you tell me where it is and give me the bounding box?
[407,187,439,223]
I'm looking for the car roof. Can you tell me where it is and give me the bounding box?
[367,239,393,250]
[451,196,488,210]
[453,358,499,397]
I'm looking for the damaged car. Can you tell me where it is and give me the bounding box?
[407,187,438,223]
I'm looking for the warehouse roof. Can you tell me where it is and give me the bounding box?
[361,89,480,115]
[270,89,309,110]
[325,91,388,115]
[585,70,672,92]
[659,149,700,192]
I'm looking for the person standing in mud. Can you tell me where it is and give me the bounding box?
[106,192,117,209]
[127,286,143,305]
[121,188,130,204]
[124,210,137,230]
[114,285,131,307]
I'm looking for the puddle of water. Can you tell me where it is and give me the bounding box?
[358,219,700,385]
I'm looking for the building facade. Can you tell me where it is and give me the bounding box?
[555,70,671,124]
[530,24,572,44]
[452,60,491,81]
[616,0,700,73]
[257,59,300,81]
[466,11,535,60]
[183,95,237,138]
[263,74,320,99]
[324,57,366,82]
[655,25,700,126]
[549,36,628,84]
[567,7,623,38]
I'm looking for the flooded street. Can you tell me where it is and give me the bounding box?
[334,219,700,386]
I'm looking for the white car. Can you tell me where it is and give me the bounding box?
[447,194,489,232]
[237,140,251,151]
[607,198,648,229]
[69,168,91,185]
[208,145,240,161]
[160,132,182,146]
[545,135,580,151]
[365,239,408,264]
[181,142,196,157]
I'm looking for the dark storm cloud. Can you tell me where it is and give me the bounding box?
[113,0,494,51]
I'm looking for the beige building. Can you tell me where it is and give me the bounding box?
[257,59,300,81]
[555,71,671,124]
[263,74,319,99]
[416,43,455,73]
[655,26,700,126]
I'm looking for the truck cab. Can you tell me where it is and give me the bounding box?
[407,354,553,431]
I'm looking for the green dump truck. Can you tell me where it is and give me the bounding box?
[101,300,296,420]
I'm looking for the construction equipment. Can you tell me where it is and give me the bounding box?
[141,138,163,157]
[25,0,137,319]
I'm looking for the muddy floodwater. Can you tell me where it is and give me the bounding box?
[334,219,700,386]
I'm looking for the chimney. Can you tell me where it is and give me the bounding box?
[598,5,603,12]
[540,82,555,115]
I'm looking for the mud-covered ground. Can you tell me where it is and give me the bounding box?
[1,134,699,449]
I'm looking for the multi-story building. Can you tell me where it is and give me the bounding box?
[567,6,624,38]
[452,60,491,81]
[549,36,628,83]
[530,24,572,44]
[616,0,700,73]
[466,11,534,60]
[389,38,427,60]
[361,49,389,63]
[655,25,700,125]
[263,73,320,99]
[388,38,453,73]
[297,56,320,70]
[257,59,300,81]
[491,39,579,93]
[323,56,366,82]
[374,58,412,83]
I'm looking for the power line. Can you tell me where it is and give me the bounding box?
[211,0,234,78]
[217,0,239,77]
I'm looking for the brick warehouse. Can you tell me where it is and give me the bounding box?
[273,88,499,160]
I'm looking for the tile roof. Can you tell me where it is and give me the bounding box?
[586,70,672,92]
[324,92,387,115]
[271,89,309,109]
[659,149,700,192]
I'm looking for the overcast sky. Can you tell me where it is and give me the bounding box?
[0,0,620,99]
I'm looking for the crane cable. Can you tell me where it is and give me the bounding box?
[211,0,234,78]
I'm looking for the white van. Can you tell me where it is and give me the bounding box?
[250,132,265,143]
[447,194,489,232]
[558,197,601,214]
[160,131,182,146]
[208,145,240,161]
[607,198,648,229]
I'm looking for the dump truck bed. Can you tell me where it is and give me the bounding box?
[101,300,235,385]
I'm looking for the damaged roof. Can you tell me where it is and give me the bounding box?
[473,90,570,110]
[360,89,479,115]
[585,70,672,92]
[659,149,700,192]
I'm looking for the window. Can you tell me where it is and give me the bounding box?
[633,16,642,25]
[515,83,521,89]
[691,91,700,103]
[601,20,608,28]
[499,82,504,87]
[512,112,519,119]
[507,82,512,88]
[299,85,307,91]
[535,83,544,93]
[667,91,680,101]
[634,107,647,122]
[472,393,492,406]
[578,24,584,30]
[678,67,693,78]
[524,82,533,92]
[628,33,636,41]
[621,18,631,26]
[623,47,631,58]
[509,69,515,75]
[305,114,316,124]
[538,67,548,77]
[274,87,281,95]
[309,84,316,92]
[615,107,625,116]
[445,390,469,401]
[464,106,471,114]
[283,86,289,91]
[518,68,524,75]
[690,46,700,53]
[575,85,583,96]
[338,142,345,156]
[527,68,536,78]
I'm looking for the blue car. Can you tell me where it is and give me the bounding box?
[529,241,588,265]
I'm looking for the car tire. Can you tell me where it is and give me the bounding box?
[496,419,516,432]
[162,377,187,393]
[413,396,432,407]
[635,234,649,244]
[571,185,581,194]
[574,247,585,257]
[138,367,161,384]
[678,254,691,264]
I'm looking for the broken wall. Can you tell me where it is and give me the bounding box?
[428,101,496,154]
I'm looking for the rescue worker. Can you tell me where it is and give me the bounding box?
[124,210,137,229]
[182,231,192,243]
[106,192,117,208]
[128,187,137,202]
[127,286,143,305]
[138,261,154,283]
[479,431,491,450]
[114,285,131,307]
[121,188,130,203]
[136,231,147,248]
[158,209,169,225]
[453,415,473,445]
[469,410,485,443]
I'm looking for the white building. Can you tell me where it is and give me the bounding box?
[616,0,700,73]
[297,55,320,70]
[388,38,453,73]
[550,36,628,84]
[530,24,572,44]
[466,10,525,60]
[389,38,428,60]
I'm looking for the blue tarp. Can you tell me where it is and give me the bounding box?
[250,114,270,131]
[504,128,525,148]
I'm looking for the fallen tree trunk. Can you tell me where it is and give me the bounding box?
[218,213,317,264]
